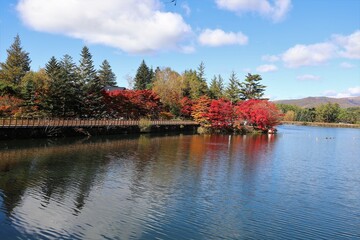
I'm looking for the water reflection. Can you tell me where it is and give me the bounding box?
[0,127,359,239]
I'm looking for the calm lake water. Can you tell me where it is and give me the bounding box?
[0,125,359,240]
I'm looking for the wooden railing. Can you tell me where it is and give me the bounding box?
[0,118,198,128]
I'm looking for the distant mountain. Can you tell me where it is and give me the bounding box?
[273,96,360,108]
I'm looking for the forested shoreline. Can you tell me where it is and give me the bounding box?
[1,35,358,133]
[277,103,360,124]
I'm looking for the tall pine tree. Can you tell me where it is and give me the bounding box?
[134,60,151,90]
[44,56,64,116]
[59,54,78,116]
[209,74,224,99]
[196,61,209,96]
[98,59,116,87]
[78,46,104,118]
[0,34,31,95]
[225,71,241,103]
[181,66,208,100]
[239,73,266,100]
[45,55,79,117]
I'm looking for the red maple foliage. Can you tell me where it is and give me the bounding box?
[235,99,282,131]
[103,90,163,119]
[179,97,193,119]
[204,98,234,130]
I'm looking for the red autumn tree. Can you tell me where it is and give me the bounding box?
[180,96,193,119]
[103,90,131,118]
[103,90,163,119]
[204,98,234,130]
[235,99,282,131]
[124,90,163,119]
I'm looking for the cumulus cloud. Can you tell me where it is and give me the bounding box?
[256,64,278,72]
[198,28,248,47]
[215,0,292,22]
[281,43,337,68]
[16,0,192,54]
[296,74,320,81]
[278,30,360,68]
[324,86,360,98]
[333,30,360,59]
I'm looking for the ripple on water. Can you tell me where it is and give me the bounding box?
[0,129,359,239]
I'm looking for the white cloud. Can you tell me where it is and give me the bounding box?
[256,64,278,72]
[262,55,280,62]
[324,86,360,98]
[198,28,248,47]
[278,30,360,68]
[215,0,292,22]
[296,74,320,81]
[340,62,355,69]
[16,0,192,54]
[333,30,360,59]
[281,43,336,68]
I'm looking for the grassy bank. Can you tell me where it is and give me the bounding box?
[281,121,360,129]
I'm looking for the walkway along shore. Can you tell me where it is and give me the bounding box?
[0,118,199,140]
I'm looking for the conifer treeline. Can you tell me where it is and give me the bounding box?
[0,35,267,119]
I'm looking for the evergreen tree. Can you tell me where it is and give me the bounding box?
[225,71,241,103]
[209,74,224,99]
[78,46,97,84]
[147,67,155,89]
[44,55,81,117]
[45,56,61,79]
[181,68,208,100]
[98,59,116,87]
[44,56,63,116]
[196,61,209,96]
[0,34,31,93]
[84,75,106,118]
[181,70,194,98]
[239,73,266,100]
[197,61,206,82]
[134,60,151,90]
[78,46,105,118]
[21,75,36,108]
[59,54,78,116]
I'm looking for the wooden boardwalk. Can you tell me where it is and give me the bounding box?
[0,118,198,128]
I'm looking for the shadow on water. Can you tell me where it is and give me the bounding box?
[0,127,359,239]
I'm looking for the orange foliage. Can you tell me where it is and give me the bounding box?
[0,95,23,117]
[191,95,211,126]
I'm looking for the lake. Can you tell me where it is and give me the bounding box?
[0,125,359,239]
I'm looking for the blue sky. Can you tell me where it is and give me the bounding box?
[1,0,359,100]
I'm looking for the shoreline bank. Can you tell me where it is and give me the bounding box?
[281,121,360,129]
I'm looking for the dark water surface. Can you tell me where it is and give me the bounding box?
[0,125,359,239]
